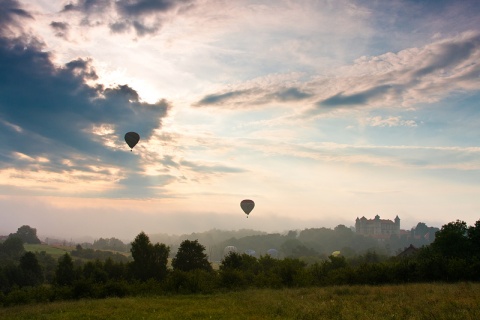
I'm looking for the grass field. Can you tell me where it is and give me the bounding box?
[1,283,479,319]
[23,244,73,258]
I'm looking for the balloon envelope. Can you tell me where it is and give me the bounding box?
[125,132,140,150]
[267,248,279,258]
[332,251,341,257]
[240,199,255,216]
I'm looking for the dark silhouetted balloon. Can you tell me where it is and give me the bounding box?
[125,132,140,151]
[240,199,255,218]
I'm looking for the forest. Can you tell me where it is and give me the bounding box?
[0,219,478,306]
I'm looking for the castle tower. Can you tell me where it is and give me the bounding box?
[394,215,400,235]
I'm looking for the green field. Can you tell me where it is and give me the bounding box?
[23,244,73,259]
[1,283,479,319]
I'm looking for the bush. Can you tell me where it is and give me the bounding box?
[101,281,130,298]
[219,269,246,289]
[3,288,31,306]
[73,279,98,299]
[165,270,217,294]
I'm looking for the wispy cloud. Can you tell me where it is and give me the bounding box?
[193,32,480,116]
[364,116,417,127]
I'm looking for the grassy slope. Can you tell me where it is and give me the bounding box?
[1,283,480,319]
[23,244,73,259]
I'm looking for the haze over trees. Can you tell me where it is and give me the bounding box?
[0,219,477,307]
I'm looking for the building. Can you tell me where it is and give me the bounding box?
[397,244,419,258]
[355,215,400,239]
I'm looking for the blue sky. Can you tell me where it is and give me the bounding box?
[1,0,480,240]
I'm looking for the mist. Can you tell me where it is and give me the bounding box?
[0,195,447,243]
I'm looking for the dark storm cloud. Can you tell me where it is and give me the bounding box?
[0,27,170,195]
[61,0,195,37]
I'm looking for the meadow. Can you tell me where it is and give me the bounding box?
[23,244,73,259]
[1,282,479,319]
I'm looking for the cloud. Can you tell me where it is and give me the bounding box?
[0,14,171,196]
[196,90,252,106]
[115,0,180,16]
[364,116,417,127]
[104,172,178,199]
[0,0,33,37]
[60,0,196,37]
[179,160,246,175]
[271,87,313,102]
[192,32,480,113]
[312,32,480,111]
[194,85,312,108]
[50,21,70,39]
[318,85,394,107]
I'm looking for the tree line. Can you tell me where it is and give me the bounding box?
[0,219,478,306]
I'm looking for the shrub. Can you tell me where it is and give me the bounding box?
[3,288,31,306]
[101,280,130,298]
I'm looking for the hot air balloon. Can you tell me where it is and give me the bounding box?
[240,199,255,218]
[267,248,279,258]
[125,132,140,151]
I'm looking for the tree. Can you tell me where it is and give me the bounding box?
[10,225,41,244]
[55,253,75,286]
[0,236,25,262]
[19,252,43,286]
[93,237,128,252]
[172,239,212,272]
[467,219,480,258]
[130,232,169,281]
[431,220,469,259]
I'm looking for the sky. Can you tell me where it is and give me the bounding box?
[1,0,480,241]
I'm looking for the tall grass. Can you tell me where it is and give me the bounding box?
[1,283,479,319]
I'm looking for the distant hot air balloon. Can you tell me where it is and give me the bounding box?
[240,199,255,218]
[267,248,279,258]
[124,132,140,151]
